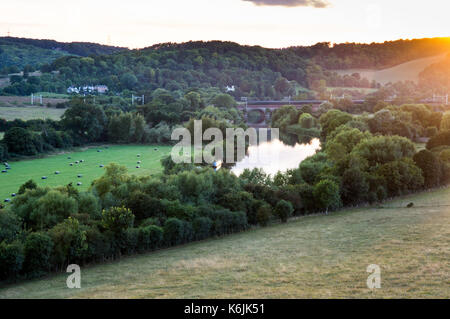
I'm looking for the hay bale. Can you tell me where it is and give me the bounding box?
[11,193,16,197]
[99,164,104,168]
[136,166,140,169]
[55,171,60,175]
[154,148,158,151]
[75,161,79,164]
[4,199,10,203]
[70,163,73,166]
[77,174,82,178]
[77,182,82,186]
[5,166,10,170]
[80,160,84,163]
[67,157,71,159]
[137,161,141,164]
[1,170,7,173]
[97,150,102,153]
[137,154,141,157]
[41,176,47,180]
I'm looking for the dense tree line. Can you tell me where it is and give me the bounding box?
[0,37,125,70]
[0,91,244,162]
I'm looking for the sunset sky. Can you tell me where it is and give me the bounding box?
[2,0,450,48]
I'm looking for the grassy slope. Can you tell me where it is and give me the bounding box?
[0,145,171,201]
[0,185,448,298]
[335,53,448,85]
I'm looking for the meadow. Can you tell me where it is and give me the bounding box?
[0,184,448,298]
[0,145,172,202]
[0,106,66,121]
[335,53,448,85]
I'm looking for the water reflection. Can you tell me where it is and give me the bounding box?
[231,138,321,176]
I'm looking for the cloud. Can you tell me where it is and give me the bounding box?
[242,0,329,8]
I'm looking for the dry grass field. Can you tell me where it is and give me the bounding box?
[0,105,66,121]
[0,185,448,299]
[335,53,448,84]
[0,95,68,108]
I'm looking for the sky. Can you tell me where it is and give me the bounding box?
[1,0,450,49]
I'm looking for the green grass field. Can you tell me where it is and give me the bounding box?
[0,145,171,201]
[0,185,448,298]
[0,106,66,121]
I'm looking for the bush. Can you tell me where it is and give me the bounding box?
[0,210,22,243]
[23,232,53,277]
[139,225,163,251]
[48,218,88,268]
[18,179,37,195]
[313,179,341,213]
[256,204,272,227]
[427,130,450,150]
[274,200,294,223]
[192,217,213,240]
[163,218,184,246]
[101,206,135,234]
[0,241,24,281]
[413,150,441,188]
[125,228,139,254]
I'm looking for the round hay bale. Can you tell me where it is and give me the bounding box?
[99,164,104,168]
[154,148,158,151]
[55,171,60,175]
[4,199,10,203]
[77,174,82,178]
[67,157,71,159]
[4,162,9,166]
[80,160,84,163]
[1,170,7,173]
[137,154,141,157]
[6,166,10,170]
[41,176,47,180]
[11,193,16,197]
[77,182,82,186]
[97,150,102,153]
[136,166,140,169]
[137,161,141,164]
[75,161,79,164]
[70,163,73,166]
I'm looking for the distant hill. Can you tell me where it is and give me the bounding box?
[2,37,450,98]
[0,37,127,70]
[334,53,448,85]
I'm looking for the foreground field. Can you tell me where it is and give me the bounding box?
[0,106,66,120]
[0,145,171,201]
[0,185,448,298]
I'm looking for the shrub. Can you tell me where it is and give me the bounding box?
[427,130,450,150]
[18,179,37,195]
[0,241,24,281]
[313,179,341,213]
[413,150,442,188]
[138,225,163,251]
[23,232,53,277]
[101,206,135,234]
[163,218,184,246]
[48,218,88,268]
[274,200,294,223]
[192,217,213,240]
[0,210,22,243]
[256,204,272,227]
[125,228,139,254]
